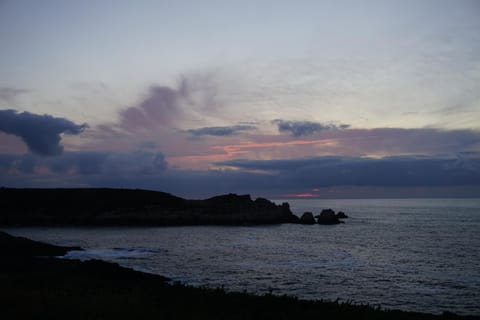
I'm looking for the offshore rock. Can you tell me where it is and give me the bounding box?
[336,211,348,219]
[316,209,344,225]
[299,212,316,224]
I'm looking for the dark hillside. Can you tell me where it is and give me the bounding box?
[0,187,185,213]
[0,188,297,226]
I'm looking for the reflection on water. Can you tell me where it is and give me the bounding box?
[5,198,480,315]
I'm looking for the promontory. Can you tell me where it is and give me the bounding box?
[0,188,298,226]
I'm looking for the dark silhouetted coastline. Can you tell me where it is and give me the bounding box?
[0,187,297,226]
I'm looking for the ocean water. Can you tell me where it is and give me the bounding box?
[5,198,480,316]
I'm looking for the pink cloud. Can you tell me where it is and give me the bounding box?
[167,137,339,169]
[163,127,480,170]
[119,86,182,131]
[289,193,315,198]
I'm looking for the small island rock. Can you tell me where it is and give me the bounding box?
[299,212,316,224]
[316,209,344,225]
[336,211,348,219]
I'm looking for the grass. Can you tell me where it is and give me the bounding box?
[1,259,477,320]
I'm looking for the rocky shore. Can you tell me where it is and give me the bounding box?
[0,231,474,320]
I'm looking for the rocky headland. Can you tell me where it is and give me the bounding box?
[0,188,354,226]
[0,188,297,226]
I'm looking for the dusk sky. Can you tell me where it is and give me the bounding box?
[1,0,479,198]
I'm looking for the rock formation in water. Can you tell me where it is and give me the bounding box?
[316,209,344,225]
[299,212,316,224]
[0,188,298,226]
[335,211,348,219]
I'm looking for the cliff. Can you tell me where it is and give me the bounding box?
[0,188,297,226]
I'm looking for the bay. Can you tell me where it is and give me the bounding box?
[5,198,480,315]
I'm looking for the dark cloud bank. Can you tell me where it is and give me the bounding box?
[0,109,87,156]
[0,151,167,179]
[1,152,479,198]
[187,125,255,137]
[218,156,480,187]
[273,119,350,137]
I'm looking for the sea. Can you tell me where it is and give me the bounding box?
[4,198,480,316]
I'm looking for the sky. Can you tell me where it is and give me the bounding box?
[1,0,480,199]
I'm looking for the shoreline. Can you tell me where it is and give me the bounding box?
[1,231,477,319]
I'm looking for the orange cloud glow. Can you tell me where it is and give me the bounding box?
[288,193,315,198]
[168,138,338,169]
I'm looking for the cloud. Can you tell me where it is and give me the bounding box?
[1,150,479,199]
[0,88,29,103]
[273,119,350,137]
[119,85,182,131]
[113,74,238,134]
[0,151,168,177]
[329,128,480,157]
[0,109,88,156]
[165,127,480,171]
[187,125,255,137]
[218,155,480,187]
[114,77,225,133]
[49,152,108,175]
[102,152,168,176]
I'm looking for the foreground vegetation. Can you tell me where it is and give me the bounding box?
[1,232,477,320]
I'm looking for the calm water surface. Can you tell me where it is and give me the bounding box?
[5,198,480,315]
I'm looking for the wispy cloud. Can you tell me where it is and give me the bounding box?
[166,127,480,170]
[119,85,184,131]
[167,138,338,169]
[0,87,29,103]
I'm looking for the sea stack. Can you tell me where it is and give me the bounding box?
[316,209,344,225]
[336,211,348,219]
[299,212,316,224]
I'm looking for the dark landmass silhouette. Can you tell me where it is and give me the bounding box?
[0,231,474,320]
[0,188,298,226]
[0,231,81,256]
